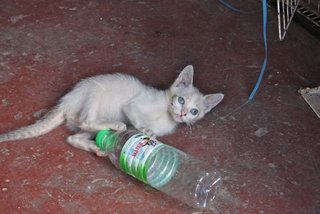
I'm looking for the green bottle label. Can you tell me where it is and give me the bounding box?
[119,134,165,184]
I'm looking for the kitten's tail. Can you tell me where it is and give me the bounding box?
[0,107,65,143]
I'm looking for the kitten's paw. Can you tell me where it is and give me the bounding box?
[142,128,156,139]
[89,144,108,157]
[114,123,127,132]
[95,149,108,157]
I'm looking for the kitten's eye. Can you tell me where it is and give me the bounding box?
[178,97,185,105]
[190,108,199,115]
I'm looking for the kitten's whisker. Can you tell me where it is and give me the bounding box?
[214,100,249,122]
[187,123,194,134]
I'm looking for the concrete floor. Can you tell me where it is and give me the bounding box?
[0,0,320,213]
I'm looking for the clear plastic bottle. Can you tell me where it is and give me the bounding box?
[95,129,222,210]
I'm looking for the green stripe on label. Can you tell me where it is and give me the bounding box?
[119,134,164,184]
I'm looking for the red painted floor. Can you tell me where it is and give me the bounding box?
[0,0,320,213]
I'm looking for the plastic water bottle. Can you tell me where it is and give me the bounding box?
[95,129,222,210]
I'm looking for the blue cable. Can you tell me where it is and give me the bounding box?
[248,0,268,101]
[217,0,260,14]
[218,0,268,101]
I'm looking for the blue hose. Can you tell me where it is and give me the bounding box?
[218,0,268,101]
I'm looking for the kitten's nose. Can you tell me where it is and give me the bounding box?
[180,111,187,117]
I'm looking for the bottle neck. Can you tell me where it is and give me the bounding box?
[96,130,118,151]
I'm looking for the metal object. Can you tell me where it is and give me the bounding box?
[277,0,301,40]
[295,1,320,37]
[276,0,320,40]
[299,86,320,119]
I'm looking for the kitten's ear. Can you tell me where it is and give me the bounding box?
[172,65,194,88]
[203,93,224,113]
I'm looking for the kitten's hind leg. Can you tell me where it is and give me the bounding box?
[66,132,107,157]
[79,121,127,132]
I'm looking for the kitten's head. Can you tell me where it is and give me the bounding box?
[168,65,224,125]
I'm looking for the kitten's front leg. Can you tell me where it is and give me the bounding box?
[141,128,156,139]
[123,104,156,138]
[123,104,149,133]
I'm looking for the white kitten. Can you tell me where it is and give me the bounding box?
[0,65,224,156]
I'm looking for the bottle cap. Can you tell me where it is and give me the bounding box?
[95,129,117,151]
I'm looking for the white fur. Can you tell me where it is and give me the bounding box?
[0,65,224,156]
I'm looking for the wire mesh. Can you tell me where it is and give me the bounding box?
[302,0,320,12]
[277,0,301,40]
[296,3,320,27]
